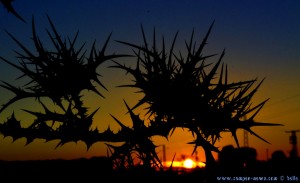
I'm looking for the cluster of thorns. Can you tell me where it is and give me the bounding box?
[0,16,282,172]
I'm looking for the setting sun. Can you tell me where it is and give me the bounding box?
[164,158,206,169]
[183,158,194,169]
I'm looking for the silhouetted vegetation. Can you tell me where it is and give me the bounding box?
[0,0,26,23]
[0,14,284,179]
[110,22,282,171]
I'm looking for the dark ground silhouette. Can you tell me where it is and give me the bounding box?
[0,156,113,181]
[1,147,299,182]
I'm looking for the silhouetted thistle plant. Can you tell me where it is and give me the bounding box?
[0,16,283,176]
[106,100,163,173]
[111,21,283,170]
[0,15,127,148]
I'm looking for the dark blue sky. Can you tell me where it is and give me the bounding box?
[0,0,299,161]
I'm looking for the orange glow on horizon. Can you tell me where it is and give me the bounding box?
[164,159,206,169]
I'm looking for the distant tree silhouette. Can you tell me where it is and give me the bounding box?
[268,150,289,175]
[217,145,261,175]
[0,15,283,176]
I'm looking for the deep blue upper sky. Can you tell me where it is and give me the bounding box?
[0,0,299,161]
[1,0,299,77]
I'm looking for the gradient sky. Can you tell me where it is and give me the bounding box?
[0,0,299,163]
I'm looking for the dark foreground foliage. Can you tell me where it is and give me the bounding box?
[0,15,283,176]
